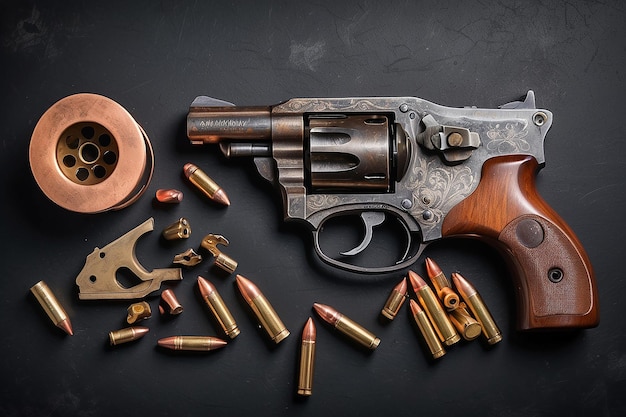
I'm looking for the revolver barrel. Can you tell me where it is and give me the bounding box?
[187,105,272,144]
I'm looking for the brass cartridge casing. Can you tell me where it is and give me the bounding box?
[162,218,191,240]
[214,253,238,274]
[236,275,289,343]
[30,280,73,336]
[439,287,461,310]
[408,271,460,346]
[197,276,240,338]
[313,303,380,350]
[109,326,149,345]
[126,301,152,324]
[452,273,502,344]
[449,304,482,341]
[159,289,183,315]
[425,257,460,310]
[297,317,316,396]
[157,336,227,351]
[409,299,445,359]
[381,278,408,320]
[183,163,231,206]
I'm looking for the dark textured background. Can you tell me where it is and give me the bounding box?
[1,1,624,416]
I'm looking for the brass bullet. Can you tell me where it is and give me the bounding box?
[381,278,408,320]
[30,280,73,336]
[159,288,183,315]
[297,317,316,396]
[126,301,152,324]
[162,217,192,240]
[197,276,240,339]
[408,270,460,346]
[235,274,290,343]
[451,272,502,345]
[109,326,149,346]
[409,299,445,359]
[425,257,460,310]
[157,336,227,351]
[313,303,380,350]
[183,162,231,206]
[155,188,183,204]
[449,303,482,341]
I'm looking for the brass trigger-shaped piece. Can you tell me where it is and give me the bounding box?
[341,212,386,256]
[200,234,238,274]
[76,218,183,300]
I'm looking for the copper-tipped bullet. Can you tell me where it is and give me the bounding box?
[313,303,380,350]
[408,270,460,346]
[297,317,317,396]
[198,276,240,338]
[381,278,408,320]
[155,188,183,204]
[183,162,230,206]
[159,288,183,315]
[235,274,289,343]
[409,299,445,359]
[157,336,227,351]
[451,272,502,345]
[425,257,460,310]
[109,326,149,346]
[30,280,73,336]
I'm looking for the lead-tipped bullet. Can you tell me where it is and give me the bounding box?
[157,336,227,351]
[313,303,380,350]
[409,299,445,359]
[198,276,240,338]
[451,272,502,345]
[183,162,231,206]
[425,258,460,310]
[109,326,149,346]
[297,317,317,396]
[381,278,408,320]
[30,280,73,336]
[408,270,460,346]
[235,274,290,343]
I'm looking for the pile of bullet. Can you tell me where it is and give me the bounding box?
[29,162,502,398]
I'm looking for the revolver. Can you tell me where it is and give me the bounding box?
[186,91,598,330]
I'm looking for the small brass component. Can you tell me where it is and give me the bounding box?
[159,289,183,315]
[30,280,73,336]
[109,326,149,345]
[155,188,183,203]
[409,299,445,359]
[173,248,203,267]
[201,234,238,274]
[449,303,482,341]
[381,278,408,320]
[297,317,316,396]
[126,301,152,324]
[162,218,191,240]
[75,218,182,300]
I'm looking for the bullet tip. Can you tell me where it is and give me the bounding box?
[197,275,215,296]
[407,270,427,290]
[302,317,316,340]
[235,274,261,301]
[58,319,74,336]
[183,163,197,178]
[425,257,443,279]
[212,188,231,206]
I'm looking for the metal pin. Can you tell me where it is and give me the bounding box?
[313,303,380,350]
[159,289,183,315]
[30,280,73,336]
[452,272,502,344]
[235,274,289,344]
[162,217,191,240]
[109,326,149,346]
[172,248,203,267]
[157,336,227,351]
[197,276,240,339]
[183,163,231,206]
[408,270,460,346]
[409,299,445,359]
[381,278,408,320]
[200,234,237,274]
[297,317,316,396]
[155,188,183,204]
[126,301,152,324]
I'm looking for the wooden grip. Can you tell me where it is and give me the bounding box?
[441,155,599,330]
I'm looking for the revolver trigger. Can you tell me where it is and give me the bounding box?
[340,212,385,256]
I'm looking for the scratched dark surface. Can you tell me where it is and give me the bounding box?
[1,1,625,416]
